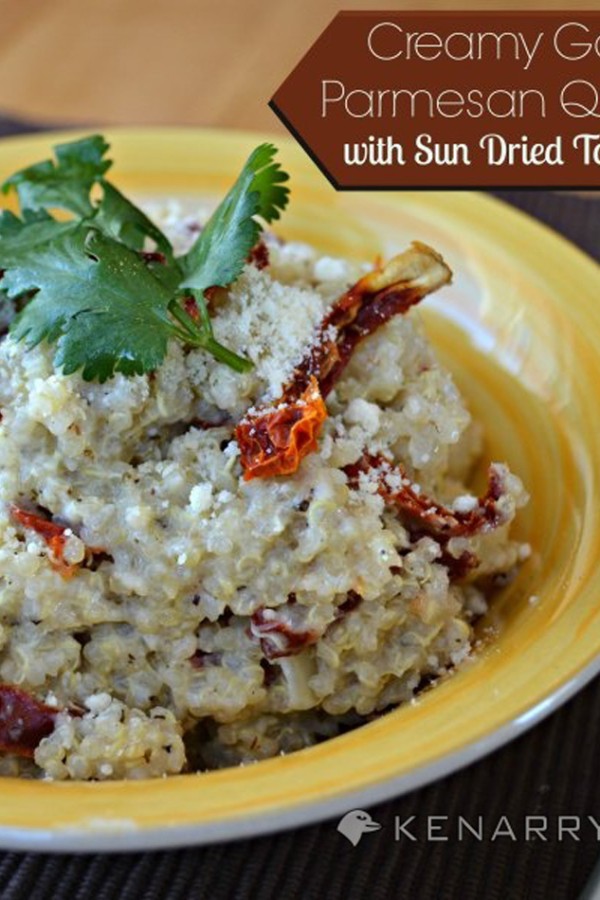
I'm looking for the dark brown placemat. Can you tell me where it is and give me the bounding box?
[0,120,599,900]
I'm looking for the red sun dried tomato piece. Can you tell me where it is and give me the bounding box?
[344,453,511,540]
[235,244,451,481]
[9,505,107,579]
[236,377,327,481]
[0,684,57,758]
[247,240,270,270]
[282,242,451,404]
[250,606,319,660]
[344,453,512,580]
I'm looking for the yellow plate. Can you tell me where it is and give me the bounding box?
[0,128,598,852]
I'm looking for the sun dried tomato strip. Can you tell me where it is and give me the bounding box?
[10,505,72,576]
[252,590,363,657]
[344,453,512,580]
[283,242,451,404]
[247,240,270,270]
[335,589,363,619]
[326,590,365,635]
[250,606,319,660]
[438,548,479,581]
[183,286,226,320]
[235,244,451,480]
[236,377,327,481]
[183,295,200,321]
[141,250,167,266]
[0,684,58,758]
[344,453,510,539]
[9,504,107,579]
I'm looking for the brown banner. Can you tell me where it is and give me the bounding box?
[270,11,600,188]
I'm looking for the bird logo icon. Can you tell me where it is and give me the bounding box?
[336,809,383,846]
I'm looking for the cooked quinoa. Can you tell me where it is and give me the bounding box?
[0,209,529,779]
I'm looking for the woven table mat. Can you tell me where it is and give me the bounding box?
[0,117,599,900]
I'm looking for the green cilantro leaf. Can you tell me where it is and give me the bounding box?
[246,142,291,223]
[95,181,174,258]
[6,226,177,382]
[2,135,111,217]
[0,134,290,381]
[0,208,77,264]
[181,142,289,293]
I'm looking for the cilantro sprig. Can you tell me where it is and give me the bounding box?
[0,135,289,382]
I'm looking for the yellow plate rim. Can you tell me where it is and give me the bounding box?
[0,127,598,853]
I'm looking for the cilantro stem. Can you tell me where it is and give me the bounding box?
[168,296,253,373]
[169,298,208,340]
[193,293,213,334]
[171,325,197,344]
[204,337,253,373]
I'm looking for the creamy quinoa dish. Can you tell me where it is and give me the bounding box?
[0,137,529,780]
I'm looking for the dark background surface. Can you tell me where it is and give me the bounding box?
[0,117,599,900]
